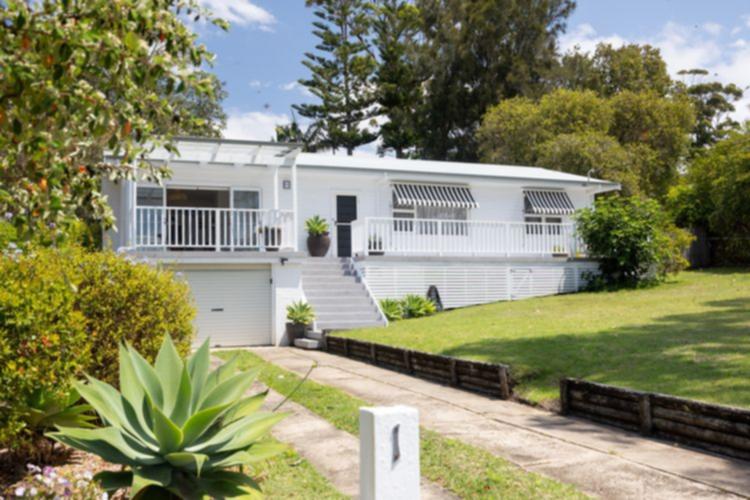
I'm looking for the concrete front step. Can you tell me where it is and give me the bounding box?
[307,298,377,309]
[312,304,378,315]
[304,286,368,297]
[305,330,324,341]
[317,319,385,331]
[293,338,321,350]
[316,310,380,320]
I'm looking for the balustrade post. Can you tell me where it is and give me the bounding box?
[214,210,221,251]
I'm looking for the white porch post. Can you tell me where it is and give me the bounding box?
[272,165,280,210]
[291,160,299,252]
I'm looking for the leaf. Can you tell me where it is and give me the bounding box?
[199,369,258,411]
[187,339,210,408]
[181,402,232,446]
[128,344,164,408]
[155,335,184,415]
[94,470,132,492]
[222,391,268,424]
[131,465,173,497]
[200,470,262,497]
[152,405,183,453]
[203,354,239,395]
[47,427,161,466]
[170,365,192,427]
[209,441,287,468]
[187,412,286,454]
[165,451,208,476]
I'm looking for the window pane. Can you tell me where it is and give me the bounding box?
[525,216,543,235]
[233,190,260,209]
[137,187,164,207]
[417,206,467,221]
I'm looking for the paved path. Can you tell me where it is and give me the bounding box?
[265,389,455,499]
[211,356,454,499]
[252,347,750,499]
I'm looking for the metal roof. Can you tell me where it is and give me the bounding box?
[296,153,620,189]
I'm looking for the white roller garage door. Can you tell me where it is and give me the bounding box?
[183,269,272,347]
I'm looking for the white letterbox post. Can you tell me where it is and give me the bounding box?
[359,406,420,500]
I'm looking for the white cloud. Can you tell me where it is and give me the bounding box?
[249,80,271,88]
[560,21,750,121]
[198,0,275,30]
[702,22,723,36]
[223,110,289,141]
[279,81,313,97]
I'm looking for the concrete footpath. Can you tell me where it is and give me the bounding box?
[252,347,750,499]
[264,389,456,499]
[211,356,453,499]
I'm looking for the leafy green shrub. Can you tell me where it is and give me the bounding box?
[400,294,437,319]
[286,300,315,325]
[0,247,195,457]
[76,251,195,385]
[49,337,286,498]
[0,249,89,458]
[305,215,330,236]
[379,299,403,322]
[575,196,692,285]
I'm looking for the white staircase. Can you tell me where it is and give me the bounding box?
[302,258,386,332]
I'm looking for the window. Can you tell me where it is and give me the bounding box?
[525,216,562,235]
[137,187,164,207]
[233,190,260,209]
[392,194,469,234]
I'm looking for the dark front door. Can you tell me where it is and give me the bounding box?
[336,195,357,257]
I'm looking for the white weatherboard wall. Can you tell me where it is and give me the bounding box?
[271,261,306,346]
[357,259,599,308]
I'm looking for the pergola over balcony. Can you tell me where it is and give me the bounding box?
[114,137,303,252]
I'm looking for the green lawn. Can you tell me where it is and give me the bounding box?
[339,269,750,407]
[253,444,346,499]
[217,350,585,499]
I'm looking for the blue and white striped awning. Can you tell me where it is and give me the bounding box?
[393,183,478,209]
[524,190,575,215]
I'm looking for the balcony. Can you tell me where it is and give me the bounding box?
[134,206,295,251]
[352,217,585,258]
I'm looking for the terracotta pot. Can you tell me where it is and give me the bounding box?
[307,233,331,257]
[286,322,307,344]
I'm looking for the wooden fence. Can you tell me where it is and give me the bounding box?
[325,336,512,399]
[561,378,750,460]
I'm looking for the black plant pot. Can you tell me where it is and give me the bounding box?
[286,322,307,344]
[307,233,331,257]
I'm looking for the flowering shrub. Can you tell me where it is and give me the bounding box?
[0,247,195,458]
[5,464,106,499]
[0,249,89,458]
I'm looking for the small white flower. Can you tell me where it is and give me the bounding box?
[13,487,25,497]
[100,493,109,500]
[83,470,93,480]
[27,489,36,497]
[34,474,42,482]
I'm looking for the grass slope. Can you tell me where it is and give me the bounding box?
[340,269,750,407]
[217,350,585,500]
[254,444,347,499]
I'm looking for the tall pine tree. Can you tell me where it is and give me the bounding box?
[415,0,575,161]
[295,0,377,155]
[371,0,421,158]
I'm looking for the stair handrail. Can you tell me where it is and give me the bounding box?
[348,257,389,327]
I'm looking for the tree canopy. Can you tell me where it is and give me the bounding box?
[0,0,226,242]
[294,0,378,155]
[478,88,694,198]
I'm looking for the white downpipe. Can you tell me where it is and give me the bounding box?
[291,161,299,252]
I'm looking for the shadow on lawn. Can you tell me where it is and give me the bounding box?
[441,296,750,407]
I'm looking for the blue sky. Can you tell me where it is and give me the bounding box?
[195,0,750,145]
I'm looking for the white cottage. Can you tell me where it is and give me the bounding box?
[103,137,619,347]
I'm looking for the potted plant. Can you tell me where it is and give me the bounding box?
[306,215,331,257]
[286,300,315,343]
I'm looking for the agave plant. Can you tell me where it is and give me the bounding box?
[22,387,96,431]
[48,336,286,498]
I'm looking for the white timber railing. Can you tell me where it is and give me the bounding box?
[135,206,295,251]
[352,217,585,257]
